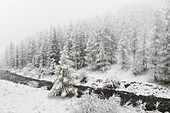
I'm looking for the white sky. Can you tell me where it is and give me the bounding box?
[0,0,161,61]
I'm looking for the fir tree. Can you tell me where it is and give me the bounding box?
[153,7,170,82]
[157,8,170,81]
[130,26,140,74]
[118,36,131,70]
[15,45,19,69]
[19,40,27,69]
[9,42,15,68]
[48,43,77,97]
[85,31,98,70]
[68,22,87,69]
[102,18,117,64]
[5,47,10,68]
[26,38,36,66]
[47,27,60,75]
[96,42,111,71]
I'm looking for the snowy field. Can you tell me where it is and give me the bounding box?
[0,80,74,113]
[0,80,163,113]
[3,65,169,113]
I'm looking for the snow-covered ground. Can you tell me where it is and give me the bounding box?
[9,65,155,84]
[7,65,170,99]
[0,80,74,113]
[76,65,155,83]
[117,81,170,99]
[0,80,162,113]
[10,68,56,82]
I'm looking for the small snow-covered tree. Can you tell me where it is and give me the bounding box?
[7,42,15,68]
[48,43,77,97]
[47,27,60,75]
[156,8,170,81]
[40,32,49,68]
[102,17,117,64]
[96,42,111,71]
[118,36,131,70]
[135,27,150,74]
[25,37,37,68]
[151,7,170,82]
[4,46,10,68]
[18,40,26,69]
[85,31,98,70]
[15,45,19,69]
[150,10,162,75]
[67,21,87,69]
[129,15,141,74]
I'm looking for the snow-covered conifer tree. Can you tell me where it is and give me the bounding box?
[19,40,27,69]
[118,36,131,70]
[129,16,140,74]
[9,42,15,68]
[47,27,60,75]
[102,17,117,64]
[68,22,87,69]
[154,7,170,81]
[85,31,98,70]
[26,38,36,66]
[96,42,110,71]
[39,36,46,68]
[48,43,77,97]
[15,45,19,69]
[4,47,10,68]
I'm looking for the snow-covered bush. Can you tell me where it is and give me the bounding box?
[48,44,77,98]
[72,93,162,113]
[73,93,119,113]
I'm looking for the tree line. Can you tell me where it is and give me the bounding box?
[4,3,170,82]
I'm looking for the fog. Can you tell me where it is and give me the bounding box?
[0,0,163,61]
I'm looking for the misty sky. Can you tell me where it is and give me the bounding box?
[0,0,162,61]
